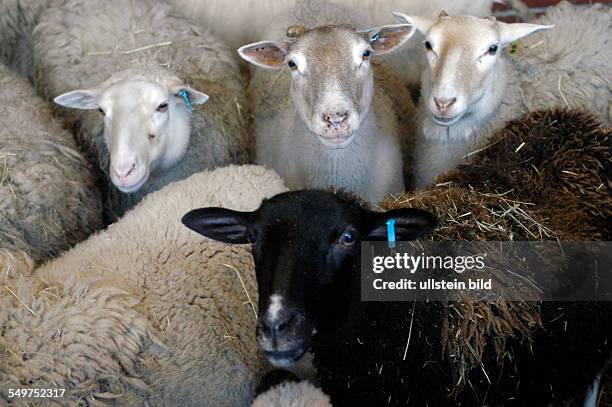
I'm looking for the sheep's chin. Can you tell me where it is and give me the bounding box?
[316,132,356,149]
[265,346,307,367]
[431,112,464,127]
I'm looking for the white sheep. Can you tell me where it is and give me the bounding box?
[0,165,287,406]
[394,2,612,188]
[34,0,253,220]
[252,380,332,407]
[169,0,499,85]
[0,0,48,79]
[238,0,416,203]
[0,65,102,277]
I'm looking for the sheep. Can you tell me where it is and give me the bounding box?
[238,0,416,203]
[252,380,332,407]
[0,164,287,406]
[0,0,48,79]
[33,0,253,220]
[393,2,612,188]
[182,109,611,406]
[0,64,102,278]
[169,0,500,85]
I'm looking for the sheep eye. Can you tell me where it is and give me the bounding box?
[156,102,168,112]
[487,44,498,55]
[287,59,297,70]
[339,229,356,247]
[148,133,156,140]
[362,50,371,61]
[424,41,433,51]
[98,107,105,116]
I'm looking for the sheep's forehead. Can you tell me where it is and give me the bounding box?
[289,26,365,69]
[101,80,169,110]
[429,16,499,52]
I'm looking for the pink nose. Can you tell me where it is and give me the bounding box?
[112,162,137,181]
[434,97,457,112]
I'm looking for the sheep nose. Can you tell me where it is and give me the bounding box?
[259,309,298,338]
[322,111,349,126]
[434,97,457,111]
[112,162,137,180]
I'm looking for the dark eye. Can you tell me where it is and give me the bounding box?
[487,44,498,55]
[362,50,371,61]
[148,133,156,140]
[156,102,168,112]
[424,41,432,51]
[288,59,297,70]
[98,107,105,116]
[339,229,356,247]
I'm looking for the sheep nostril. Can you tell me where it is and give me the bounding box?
[323,112,349,125]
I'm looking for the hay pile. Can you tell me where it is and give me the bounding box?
[380,109,611,400]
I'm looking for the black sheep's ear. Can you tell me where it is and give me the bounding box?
[181,207,254,244]
[366,208,437,241]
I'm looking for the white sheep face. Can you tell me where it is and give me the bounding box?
[238,24,414,148]
[54,76,208,193]
[394,12,553,127]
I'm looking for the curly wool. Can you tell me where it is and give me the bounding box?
[0,165,287,406]
[0,65,102,276]
[33,0,253,219]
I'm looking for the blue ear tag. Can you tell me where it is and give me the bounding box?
[178,89,192,113]
[386,219,396,249]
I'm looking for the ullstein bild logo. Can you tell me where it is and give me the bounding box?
[360,241,612,302]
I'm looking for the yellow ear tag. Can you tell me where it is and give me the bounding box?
[508,40,520,57]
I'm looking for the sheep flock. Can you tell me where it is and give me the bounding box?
[0,0,610,406]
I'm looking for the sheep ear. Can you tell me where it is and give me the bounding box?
[366,208,437,241]
[54,89,100,109]
[165,78,209,106]
[498,22,554,45]
[178,87,209,105]
[363,24,415,55]
[392,12,434,36]
[182,208,253,244]
[237,41,288,69]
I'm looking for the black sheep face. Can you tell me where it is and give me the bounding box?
[182,190,436,367]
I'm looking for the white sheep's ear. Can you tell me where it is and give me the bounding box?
[237,41,288,69]
[362,24,415,55]
[182,207,254,244]
[366,208,437,241]
[392,12,434,36]
[165,78,209,106]
[498,22,554,45]
[53,89,100,110]
[178,87,209,105]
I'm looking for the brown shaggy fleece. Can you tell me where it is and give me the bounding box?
[380,109,611,397]
[441,109,611,240]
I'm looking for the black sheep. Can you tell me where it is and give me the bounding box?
[182,189,611,406]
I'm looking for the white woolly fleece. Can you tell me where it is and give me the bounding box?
[252,381,333,407]
[1,165,287,406]
[0,65,102,277]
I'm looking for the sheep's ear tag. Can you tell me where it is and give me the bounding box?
[178,89,192,112]
[361,27,380,43]
[508,40,520,58]
[386,219,396,249]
